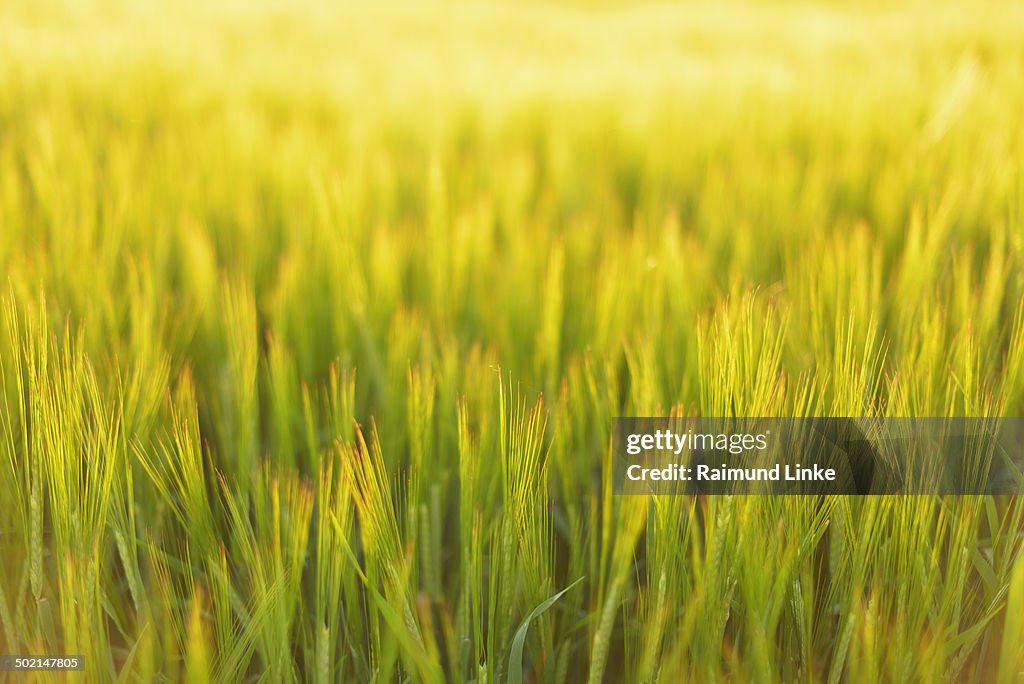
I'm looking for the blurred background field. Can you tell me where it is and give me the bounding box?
[1,1,1024,681]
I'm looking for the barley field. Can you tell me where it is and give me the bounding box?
[1,1,1024,681]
